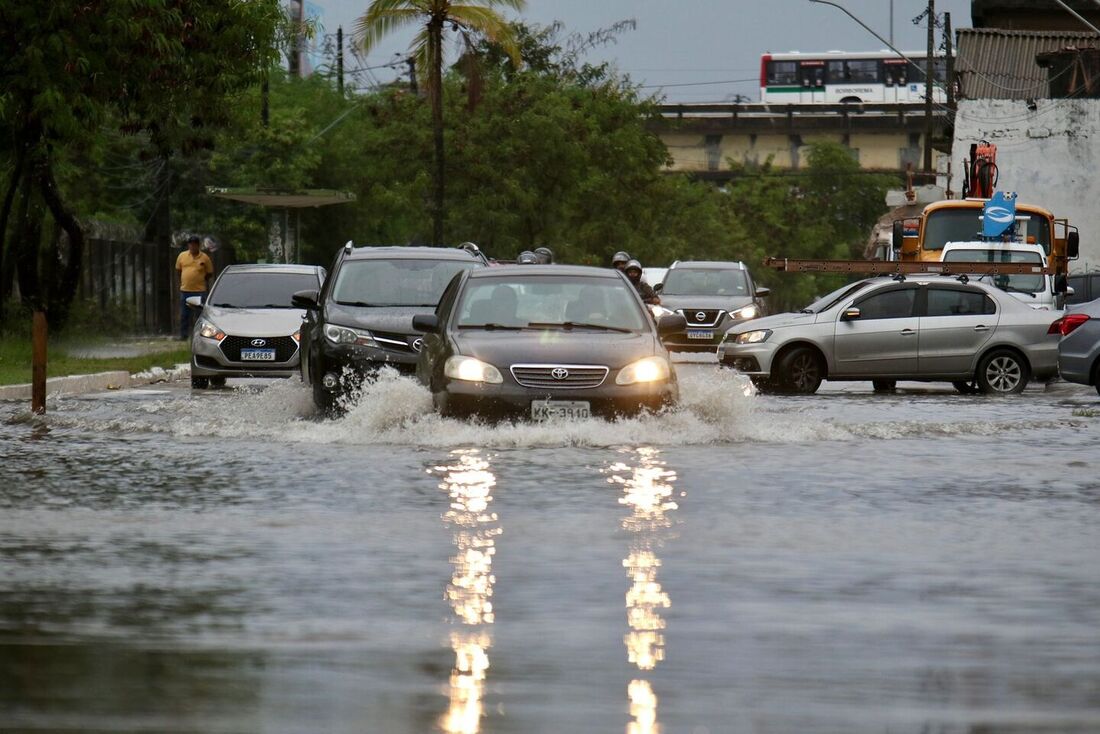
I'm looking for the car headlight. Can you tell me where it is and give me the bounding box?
[616,356,671,385]
[730,304,758,320]
[649,305,675,319]
[324,324,378,347]
[444,356,503,384]
[197,319,226,341]
[732,329,771,344]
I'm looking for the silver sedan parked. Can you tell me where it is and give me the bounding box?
[189,264,326,389]
[719,277,1061,395]
[1055,298,1100,395]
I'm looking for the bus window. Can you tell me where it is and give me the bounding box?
[846,59,881,83]
[826,60,846,84]
[766,61,798,86]
[800,64,824,88]
[883,60,907,86]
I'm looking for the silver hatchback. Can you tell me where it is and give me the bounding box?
[189,264,326,389]
[719,277,1060,394]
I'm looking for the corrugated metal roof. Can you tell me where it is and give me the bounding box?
[956,28,1100,99]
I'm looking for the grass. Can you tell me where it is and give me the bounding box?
[0,336,190,386]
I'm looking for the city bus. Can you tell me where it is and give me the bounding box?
[760,51,948,104]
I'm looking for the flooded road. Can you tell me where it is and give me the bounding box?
[3,363,1100,733]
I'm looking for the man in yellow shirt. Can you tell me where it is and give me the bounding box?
[175,235,214,340]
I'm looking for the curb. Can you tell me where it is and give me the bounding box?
[0,364,190,401]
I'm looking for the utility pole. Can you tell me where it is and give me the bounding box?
[337,26,344,95]
[407,57,418,95]
[944,12,955,111]
[890,0,894,46]
[923,0,935,176]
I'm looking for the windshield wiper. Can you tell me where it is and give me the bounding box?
[527,321,633,334]
[335,300,380,307]
[458,323,525,330]
[257,303,294,308]
[798,308,815,314]
[210,302,235,308]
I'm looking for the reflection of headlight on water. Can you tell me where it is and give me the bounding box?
[436,450,499,734]
[628,679,658,734]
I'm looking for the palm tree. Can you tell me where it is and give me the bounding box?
[356,0,524,245]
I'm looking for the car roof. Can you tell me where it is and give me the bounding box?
[941,241,1046,255]
[221,264,323,275]
[343,245,483,261]
[467,264,622,279]
[669,260,746,270]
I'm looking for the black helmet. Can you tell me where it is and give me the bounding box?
[624,259,643,275]
[611,251,630,266]
[517,251,539,265]
[533,246,554,264]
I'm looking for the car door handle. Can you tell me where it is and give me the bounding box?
[973,325,989,332]
[900,329,916,336]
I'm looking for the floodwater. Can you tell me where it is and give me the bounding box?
[2,363,1099,733]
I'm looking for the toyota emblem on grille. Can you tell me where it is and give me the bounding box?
[250,338,266,347]
[695,312,706,321]
[411,338,424,353]
[551,368,569,380]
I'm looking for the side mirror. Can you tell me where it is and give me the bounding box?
[892,220,904,251]
[653,282,663,294]
[1067,231,1080,259]
[185,296,204,310]
[292,289,319,309]
[412,314,440,333]
[755,286,770,298]
[657,313,687,336]
[841,307,861,321]
[1054,274,1068,294]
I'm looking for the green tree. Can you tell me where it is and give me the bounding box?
[0,0,283,326]
[355,0,525,246]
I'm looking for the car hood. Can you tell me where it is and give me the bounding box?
[325,304,432,335]
[660,294,755,312]
[724,311,819,333]
[202,306,305,336]
[453,330,659,370]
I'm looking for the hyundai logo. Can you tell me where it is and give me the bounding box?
[695,311,707,321]
[250,338,266,347]
[411,338,424,353]
[551,368,569,380]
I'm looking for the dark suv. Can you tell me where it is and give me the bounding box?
[656,261,769,352]
[293,243,487,411]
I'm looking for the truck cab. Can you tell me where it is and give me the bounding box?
[940,242,1060,310]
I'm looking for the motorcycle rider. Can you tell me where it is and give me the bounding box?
[624,259,660,305]
[533,247,554,264]
[611,251,631,271]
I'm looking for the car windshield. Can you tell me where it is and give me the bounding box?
[208,272,319,308]
[923,209,1051,254]
[801,280,873,313]
[332,259,477,307]
[942,249,1046,293]
[661,268,748,296]
[455,275,649,332]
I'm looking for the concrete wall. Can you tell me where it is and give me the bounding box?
[950,99,1100,272]
[659,130,924,174]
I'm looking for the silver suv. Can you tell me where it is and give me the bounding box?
[656,261,769,352]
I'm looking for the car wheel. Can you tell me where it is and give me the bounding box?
[312,381,340,416]
[190,376,209,389]
[976,349,1030,395]
[872,379,896,392]
[749,376,774,393]
[209,376,226,389]
[953,380,980,395]
[775,347,823,394]
[1093,360,1100,396]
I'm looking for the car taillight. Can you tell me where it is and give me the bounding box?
[1048,313,1090,336]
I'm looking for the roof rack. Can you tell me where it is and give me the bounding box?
[459,241,489,265]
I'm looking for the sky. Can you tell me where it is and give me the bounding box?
[305,0,973,102]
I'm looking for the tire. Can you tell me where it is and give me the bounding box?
[190,376,209,389]
[872,379,896,392]
[976,349,1030,395]
[953,380,980,395]
[209,376,226,389]
[749,376,774,394]
[775,347,824,394]
[313,380,340,417]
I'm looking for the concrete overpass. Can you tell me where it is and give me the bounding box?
[651,103,951,180]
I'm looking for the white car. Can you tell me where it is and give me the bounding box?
[940,241,1059,311]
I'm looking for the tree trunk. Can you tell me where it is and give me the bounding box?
[429,18,445,246]
[0,151,27,323]
[14,165,43,312]
[38,155,85,330]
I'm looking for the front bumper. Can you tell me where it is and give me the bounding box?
[435,378,678,419]
[313,341,418,391]
[191,334,300,378]
[664,313,758,352]
[717,340,776,375]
